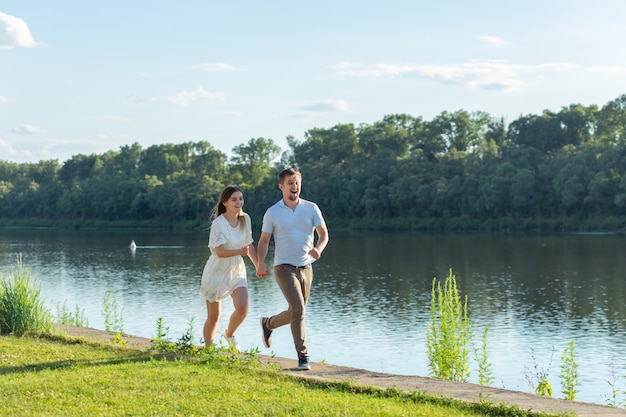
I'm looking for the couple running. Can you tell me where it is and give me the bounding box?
[199,167,329,370]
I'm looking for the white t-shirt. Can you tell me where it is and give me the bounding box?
[261,198,325,267]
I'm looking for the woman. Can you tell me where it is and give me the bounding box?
[200,185,258,351]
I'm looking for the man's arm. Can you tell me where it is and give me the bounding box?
[256,231,271,277]
[309,223,329,260]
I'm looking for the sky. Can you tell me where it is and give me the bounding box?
[2,1,626,164]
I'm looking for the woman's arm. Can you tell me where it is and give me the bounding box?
[214,245,249,258]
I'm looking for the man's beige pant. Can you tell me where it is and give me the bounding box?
[266,263,313,357]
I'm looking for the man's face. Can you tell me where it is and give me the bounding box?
[279,174,301,202]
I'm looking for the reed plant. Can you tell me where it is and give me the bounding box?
[56,301,89,327]
[102,289,124,333]
[427,269,471,382]
[0,254,52,335]
[605,362,625,407]
[525,347,554,397]
[559,340,579,401]
[473,327,495,386]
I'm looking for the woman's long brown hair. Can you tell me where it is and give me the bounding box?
[211,185,246,229]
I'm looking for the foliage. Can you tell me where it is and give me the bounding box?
[0,254,52,335]
[605,362,625,407]
[559,340,579,401]
[427,269,471,382]
[150,316,250,361]
[55,301,89,327]
[3,95,626,232]
[177,316,196,349]
[151,316,171,350]
[153,316,203,357]
[473,327,495,386]
[525,347,554,397]
[102,290,124,333]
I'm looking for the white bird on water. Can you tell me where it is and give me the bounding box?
[129,240,137,250]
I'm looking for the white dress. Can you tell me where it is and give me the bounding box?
[199,213,253,302]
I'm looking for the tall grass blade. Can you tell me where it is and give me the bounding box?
[0,254,52,335]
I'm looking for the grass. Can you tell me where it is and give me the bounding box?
[0,255,52,336]
[0,333,567,417]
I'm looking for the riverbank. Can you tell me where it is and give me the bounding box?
[59,325,626,417]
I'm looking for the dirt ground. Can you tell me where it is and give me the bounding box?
[57,326,626,417]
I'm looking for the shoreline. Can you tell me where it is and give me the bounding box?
[58,325,626,417]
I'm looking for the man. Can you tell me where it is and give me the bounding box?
[256,167,329,370]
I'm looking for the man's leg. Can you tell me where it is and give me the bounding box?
[274,264,313,356]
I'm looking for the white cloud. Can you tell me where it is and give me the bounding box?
[275,99,351,121]
[0,12,40,48]
[402,61,525,90]
[0,139,16,154]
[218,111,245,117]
[588,66,626,74]
[10,124,44,134]
[0,139,34,160]
[332,61,359,70]
[123,95,159,105]
[335,60,578,91]
[93,115,132,123]
[296,99,351,113]
[275,111,316,121]
[479,35,509,48]
[168,86,226,106]
[333,61,383,77]
[533,62,578,71]
[0,96,7,105]
[193,62,246,72]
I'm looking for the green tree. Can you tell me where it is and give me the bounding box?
[230,137,281,188]
[596,94,626,144]
[510,168,537,217]
[558,104,597,146]
[426,110,490,154]
[357,114,416,159]
[508,111,564,154]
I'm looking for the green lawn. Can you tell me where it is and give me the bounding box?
[0,334,561,417]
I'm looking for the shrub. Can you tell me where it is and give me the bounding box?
[427,269,471,382]
[0,254,52,335]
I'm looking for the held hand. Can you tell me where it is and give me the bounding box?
[309,247,321,260]
[241,245,250,256]
[256,264,270,278]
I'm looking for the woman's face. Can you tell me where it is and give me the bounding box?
[223,191,244,214]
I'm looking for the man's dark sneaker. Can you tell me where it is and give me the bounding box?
[298,355,311,370]
[260,317,272,348]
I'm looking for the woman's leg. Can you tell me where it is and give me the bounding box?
[203,299,221,345]
[224,286,249,338]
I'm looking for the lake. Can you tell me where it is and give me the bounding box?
[1,228,625,405]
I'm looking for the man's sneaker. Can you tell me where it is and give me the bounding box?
[260,317,273,348]
[298,355,311,370]
[223,334,241,352]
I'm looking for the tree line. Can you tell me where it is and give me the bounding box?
[2,93,626,233]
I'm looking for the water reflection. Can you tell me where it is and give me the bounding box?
[1,229,625,404]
